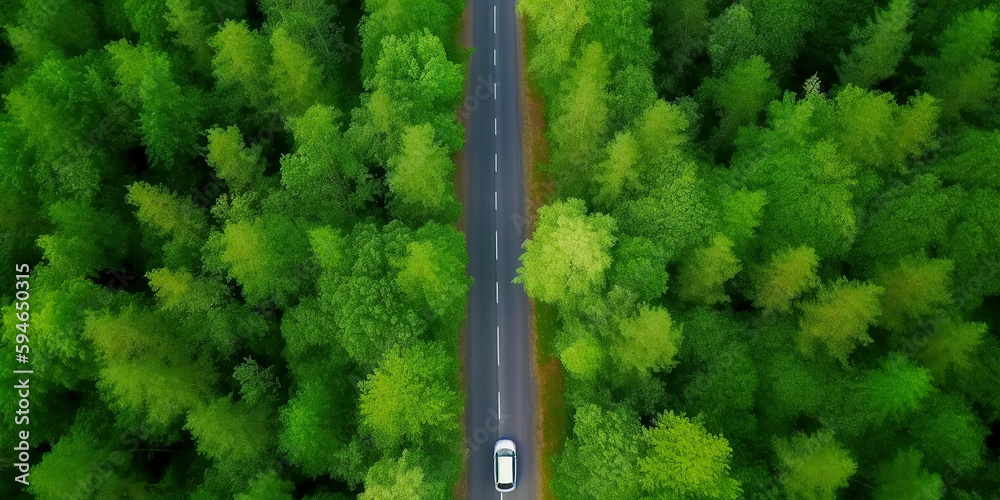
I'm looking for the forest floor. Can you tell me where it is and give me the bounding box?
[518,13,565,500]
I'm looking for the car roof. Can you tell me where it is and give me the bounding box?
[497,456,514,484]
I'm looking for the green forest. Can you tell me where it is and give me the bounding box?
[0,0,470,498]
[518,0,1000,498]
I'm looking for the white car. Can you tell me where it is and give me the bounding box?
[494,439,516,492]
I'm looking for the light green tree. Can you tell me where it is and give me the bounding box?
[4,0,100,64]
[236,471,295,500]
[83,306,217,432]
[313,222,427,367]
[594,131,641,208]
[127,181,208,270]
[553,405,643,500]
[517,0,590,96]
[185,397,275,476]
[206,126,266,194]
[515,199,616,309]
[358,0,464,81]
[608,65,656,132]
[269,27,328,117]
[640,411,741,500]
[702,55,779,153]
[918,319,986,379]
[873,255,953,332]
[394,223,470,328]
[210,21,272,111]
[708,5,759,74]
[675,234,741,305]
[716,187,767,258]
[29,425,145,499]
[211,214,316,308]
[831,86,939,174]
[366,30,465,155]
[740,142,858,260]
[388,123,461,223]
[588,0,654,71]
[612,306,681,377]
[359,343,462,450]
[281,104,372,226]
[548,42,610,196]
[634,99,690,166]
[280,375,366,484]
[108,42,206,170]
[164,0,214,74]
[6,54,124,201]
[775,431,856,500]
[359,450,447,500]
[753,246,820,313]
[259,0,345,83]
[35,200,128,283]
[797,279,883,362]
[615,160,714,259]
[560,333,605,381]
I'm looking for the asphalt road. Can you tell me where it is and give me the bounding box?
[462,0,535,498]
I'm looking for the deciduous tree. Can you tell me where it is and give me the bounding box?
[775,431,856,500]
[837,0,915,88]
[874,449,943,500]
[873,255,952,333]
[548,42,610,197]
[640,411,741,500]
[359,342,462,450]
[388,123,461,223]
[752,246,820,313]
[612,305,681,377]
[797,279,883,362]
[553,405,643,500]
[675,234,741,305]
[916,7,998,121]
[269,27,329,117]
[515,199,616,309]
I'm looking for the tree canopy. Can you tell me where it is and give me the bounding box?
[520,0,1000,497]
[0,0,470,497]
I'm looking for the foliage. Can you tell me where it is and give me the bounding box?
[675,234,741,305]
[518,0,1000,492]
[521,0,1000,494]
[1,0,470,496]
[797,279,883,362]
[358,343,462,450]
[752,246,820,313]
[775,431,856,500]
[515,199,617,309]
[837,0,915,88]
[640,411,741,499]
[612,305,682,377]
